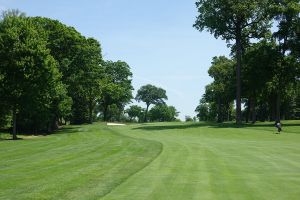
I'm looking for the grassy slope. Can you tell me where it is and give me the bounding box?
[1,121,300,200]
[0,124,162,200]
[103,121,300,200]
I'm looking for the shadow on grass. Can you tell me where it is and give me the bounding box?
[53,126,81,135]
[0,128,12,141]
[0,126,81,141]
[133,123,212,131]
[133,121,300,131]
[1,137,24,141]
[0,131,24,141]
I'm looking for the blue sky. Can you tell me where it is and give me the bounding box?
[0,0,230,120]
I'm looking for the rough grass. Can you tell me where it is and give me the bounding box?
[1,120,300,200]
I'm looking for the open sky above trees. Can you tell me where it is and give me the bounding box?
[0,0,231,120]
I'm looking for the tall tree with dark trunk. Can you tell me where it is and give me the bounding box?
[193,0,272,124]
[135,84,168,122]
[243,41,280,123]
[272,0,300,122]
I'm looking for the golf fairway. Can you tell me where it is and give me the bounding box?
[1,121,300,200]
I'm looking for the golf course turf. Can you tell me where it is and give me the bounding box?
[1,121,300,199]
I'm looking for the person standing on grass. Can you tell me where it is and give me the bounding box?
[275,121,282,134]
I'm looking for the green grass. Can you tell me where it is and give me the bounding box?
[0,124,162,200]
[1,121,300,199]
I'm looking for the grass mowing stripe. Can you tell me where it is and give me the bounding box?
[1,120,300,199]
[0,123,162,200]
[99,126,163,199]
[102,121,300,200]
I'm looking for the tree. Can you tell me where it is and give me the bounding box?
[243,40,280,123]
[195,56,236,123]
[194,0,272,124]
[272,0,300,59]
[98,61,133,121]
[31,17,104,124]
[0,16,66,138]
[185,116,194,122]
[1,9,25,19]
[135,84,168,122]
[271,0,300,122]
[195,101,209,121]
[207,56,235,122]
[125,105,144,122]
[69,38,103,124]
[148,104,179,122]
[294,81,300,119]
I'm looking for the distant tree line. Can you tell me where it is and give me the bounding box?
[194,0,300,123]
[126,84,179,123]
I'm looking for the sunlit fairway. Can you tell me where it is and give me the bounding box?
[1,121,300,200]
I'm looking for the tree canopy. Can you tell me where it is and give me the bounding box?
[125,105,144,122]
[194,0,300,124]
[0,15,67,137]
[98,60,133,121]
[0,12,134,138]
[135,84,168,122]
[194,0,273,124]
[148,104,179,122]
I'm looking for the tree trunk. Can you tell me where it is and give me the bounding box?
[250,96,256,124]
[88,101,93,124]
[117,112,121,122]
[61,118,67,125]
[103,104,108,122]
[12,107,17,140]
[217,97,222,123]
[226,103,230,122]
[269,95,276,121]
[144,104,150,122]
[227,103,231,121]
[276,92,281,122]
[275,38,286,123]
[51,117,59,132]
[236,32,242,125]
[246,98,250,123]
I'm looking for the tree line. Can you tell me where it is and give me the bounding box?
[126,84,179,123]
[194,0,300,123]
[0,10,179,139]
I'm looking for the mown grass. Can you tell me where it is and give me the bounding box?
[0,123,162,200]
[1,120,300,200]
[103,120,300,200]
